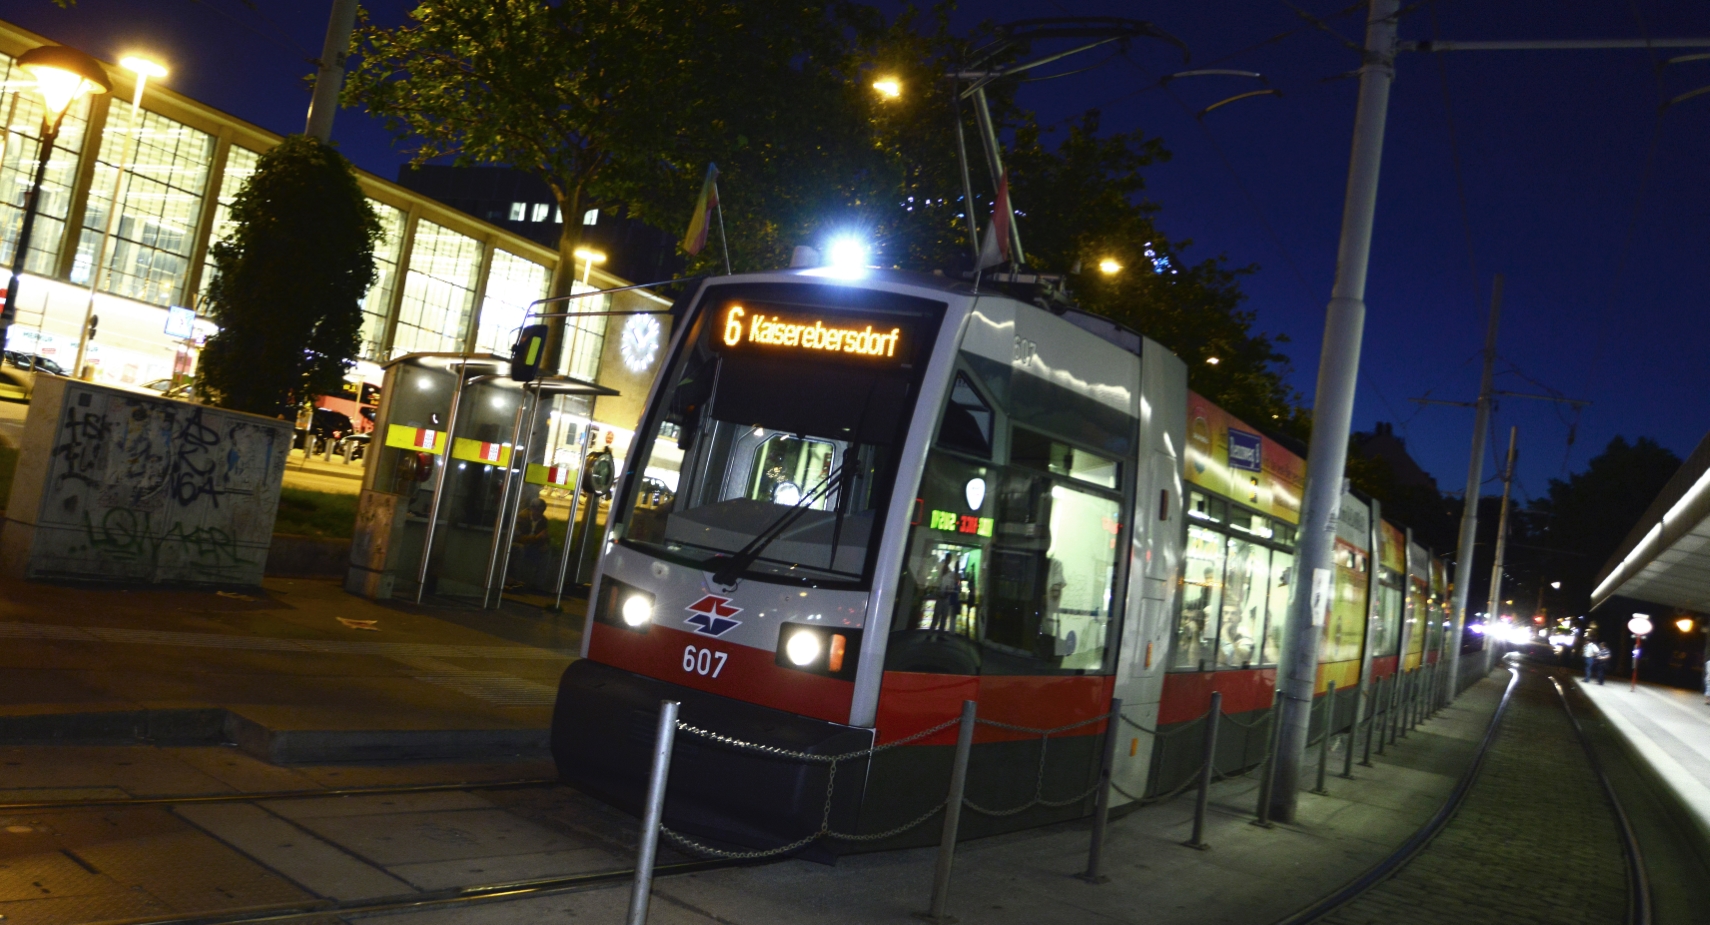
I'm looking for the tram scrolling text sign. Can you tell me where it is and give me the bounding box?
[717,302,906,363]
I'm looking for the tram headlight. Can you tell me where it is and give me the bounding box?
[593,577,654,634]
[785,630,821,666]
[622,594,653,627]
[775,624,862,680]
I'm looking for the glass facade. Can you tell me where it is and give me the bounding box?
[0,55,93,279]
[74,101,215,306]
[197,144,260,301]
[360,200,405,360]
[1169,489,1297,672]
[393,218,480,355]
[475,248,548,356]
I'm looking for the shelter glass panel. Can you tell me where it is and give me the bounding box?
[564,283,609,380]
[75,102,215,306]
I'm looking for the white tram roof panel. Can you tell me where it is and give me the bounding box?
[1593,429,1710,612]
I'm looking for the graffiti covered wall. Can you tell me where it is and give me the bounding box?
[1,376,290,585]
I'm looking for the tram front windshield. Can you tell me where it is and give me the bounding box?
[619,285,942,584]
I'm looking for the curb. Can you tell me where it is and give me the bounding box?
[0,707,549,765]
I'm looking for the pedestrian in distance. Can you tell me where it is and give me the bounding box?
[1583,638,1599,683]
[1595,642,1612,685]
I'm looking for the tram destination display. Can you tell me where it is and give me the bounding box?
[714,300,911,365]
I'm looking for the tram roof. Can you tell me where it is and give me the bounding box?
[1592,429,1710,612]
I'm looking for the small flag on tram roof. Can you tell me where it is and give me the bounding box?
[682,163,720,256]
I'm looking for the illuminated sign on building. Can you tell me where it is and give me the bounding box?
[719,304,904,360]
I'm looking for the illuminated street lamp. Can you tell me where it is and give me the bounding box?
[2,45,111,343]
[872,77,902,99]
[1097,257,1122,275]
[572,247,606,286]
[1677,617,1694,634]
[73,54,168,379]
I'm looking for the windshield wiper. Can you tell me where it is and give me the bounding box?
[710,464,845,587]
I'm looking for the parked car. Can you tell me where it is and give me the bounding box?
[3,351,65,376]
[0,365,31,402]
[297,407,356,455]
[140,377,195,401]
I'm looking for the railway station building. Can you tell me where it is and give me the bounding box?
[0,18,669,476]
[1592,429,1710,615]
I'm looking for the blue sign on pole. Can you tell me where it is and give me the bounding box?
[1228,428,1263,473]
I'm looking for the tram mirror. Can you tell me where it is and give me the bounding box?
[510,324,550,382]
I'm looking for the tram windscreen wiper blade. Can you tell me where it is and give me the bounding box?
[710,465,844,587]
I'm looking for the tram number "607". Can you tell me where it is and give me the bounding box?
[682,645,728,678]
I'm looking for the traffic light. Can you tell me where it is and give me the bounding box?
[510,323,549,382]
[87,313,98,341]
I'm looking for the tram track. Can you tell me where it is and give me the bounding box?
[0,777,560,813]
[1276,661,1652,925]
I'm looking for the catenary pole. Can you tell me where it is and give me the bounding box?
[1445,275,1503,695]
[1270,0,1400,824]
[305,0,360,141]
[1484,426,1518,672]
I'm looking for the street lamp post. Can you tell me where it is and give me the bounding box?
[72,55,167,380]
[2,45,111,346]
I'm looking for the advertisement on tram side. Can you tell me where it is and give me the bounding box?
[1184,392,1305,524]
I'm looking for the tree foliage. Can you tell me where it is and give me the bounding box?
[198,136,378,416]
[349,1,1302,427]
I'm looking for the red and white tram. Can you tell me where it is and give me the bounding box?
[550,267,1460,851]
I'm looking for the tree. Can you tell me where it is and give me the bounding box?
[347,0,877,364]
[198,136,379,416]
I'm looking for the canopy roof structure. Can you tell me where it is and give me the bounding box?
[1593,431,1710,611]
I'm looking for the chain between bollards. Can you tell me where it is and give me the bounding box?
[919,699,978,925]
[1184,691,1221,850]
[1079,698,1123,885]
[626,699,679,925]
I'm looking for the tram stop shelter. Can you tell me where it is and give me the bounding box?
[1592,430,1710,613]
[346,352,617,605]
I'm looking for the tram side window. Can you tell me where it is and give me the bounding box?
[1173,525,1225,671]
[1262,550,1293,665]
[1218,537,1269,668]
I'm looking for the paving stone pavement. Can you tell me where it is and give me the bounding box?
[1319,670,1628,925]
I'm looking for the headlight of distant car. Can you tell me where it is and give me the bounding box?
[774,624,861,680]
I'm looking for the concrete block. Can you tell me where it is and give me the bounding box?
[0,377,291,586]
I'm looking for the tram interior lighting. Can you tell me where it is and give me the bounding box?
[621,594,653,627]
[786,630,822,666]
[827,237,869,271]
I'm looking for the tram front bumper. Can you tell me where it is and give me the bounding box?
[550,659,874,853]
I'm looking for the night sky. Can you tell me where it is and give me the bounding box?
[12,1,1709,509]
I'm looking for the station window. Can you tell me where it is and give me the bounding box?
[393,219,481,355]
[531,203,550,223]
[198,145,260,301]
[888,365,1128,676]
[359,201,405,361]
[0,53,92,277]
[509,202,526,221]
[474,249,550,356]
[75,102,215,306]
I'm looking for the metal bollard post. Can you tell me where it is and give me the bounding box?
[1399,671,1412,738]
[1360,677,1378,766]
[1252,693,1282,828]
[625,700,680,925]
[1184,691,1221,849]
[923,700,978,924]
[1375,674,1389,756]
[1389,671,1404,744]
[1312,681,1335,794]
[1080,697,1123,884]
[1341,683,1358,779]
